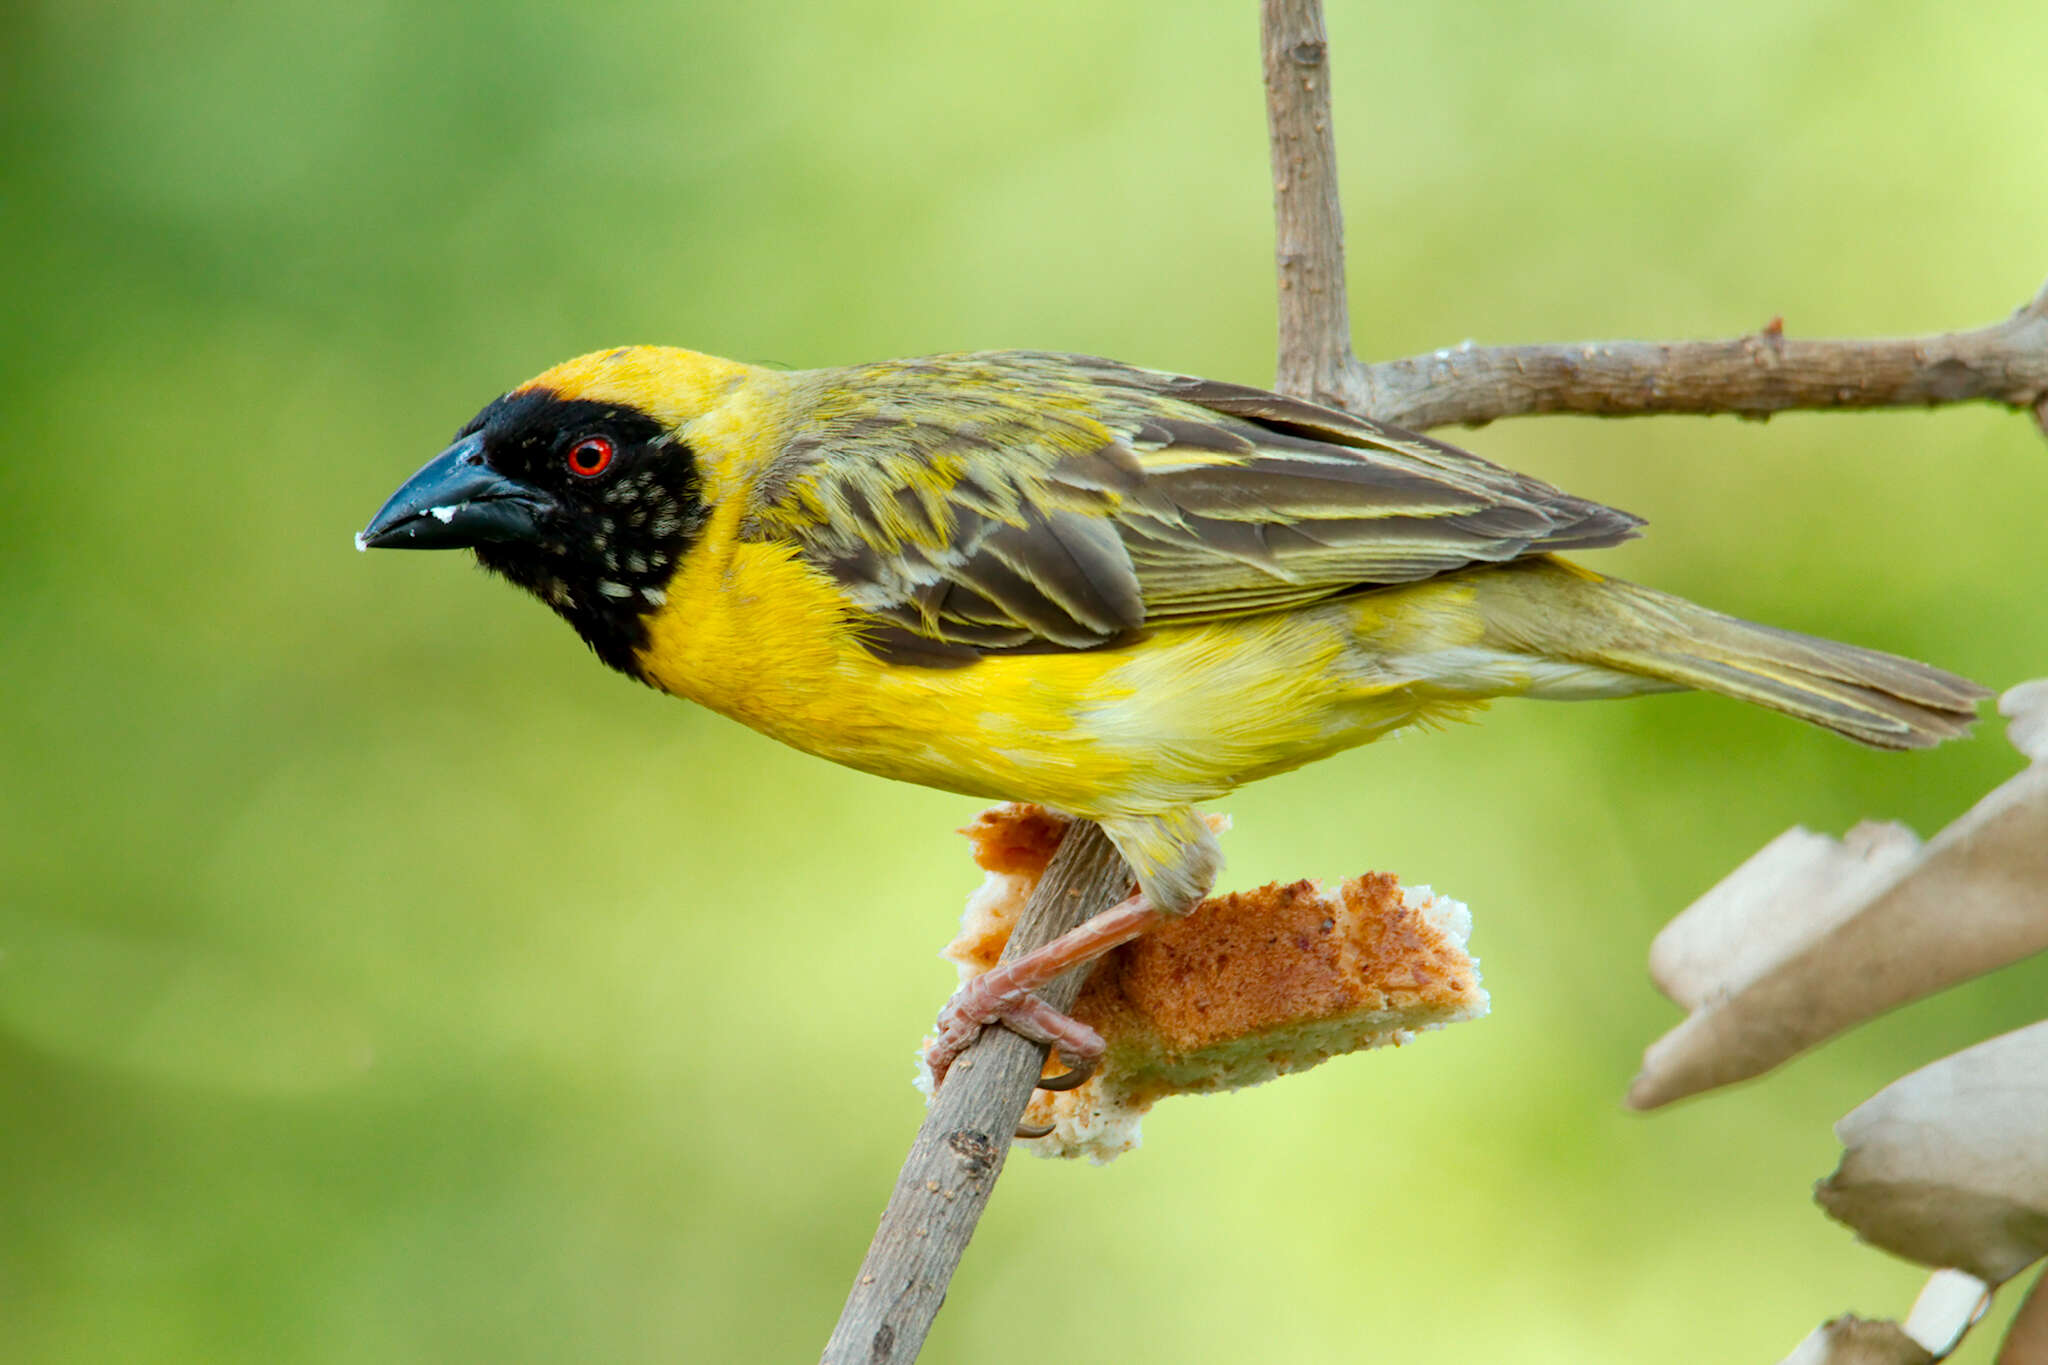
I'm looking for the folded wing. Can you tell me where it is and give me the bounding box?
[743,351,1642,662]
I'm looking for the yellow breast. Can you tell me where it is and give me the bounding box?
[633,502,1479,817]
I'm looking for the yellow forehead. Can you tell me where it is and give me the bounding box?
[518,345,760,431]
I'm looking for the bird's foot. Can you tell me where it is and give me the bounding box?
[927,990,1105,1099]
[924,893,1165,1097]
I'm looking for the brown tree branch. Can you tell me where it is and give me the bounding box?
[1259,0,2048,438]
[1362,286,2048,434]
[822,822,1129,1365]
[1262,0,1357,402]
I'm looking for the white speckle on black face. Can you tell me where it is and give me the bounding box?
[460,390,708,678]
[429,505,460,524]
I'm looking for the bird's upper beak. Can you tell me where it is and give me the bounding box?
[356,432,556,551]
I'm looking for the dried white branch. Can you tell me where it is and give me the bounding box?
[2001,679,2048,764]
[1629,681,2048,1111]
[1778,1023,2048,1361]
[1903,1273,1995,1360]
[1780,1316,1935,1365]
[1817,1020,2048,1286]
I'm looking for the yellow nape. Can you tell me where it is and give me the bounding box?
[517,345,762,435]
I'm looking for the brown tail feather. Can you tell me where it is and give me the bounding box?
[1485,560,1990,750]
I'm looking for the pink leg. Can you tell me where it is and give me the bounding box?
[925,895,1167,1091]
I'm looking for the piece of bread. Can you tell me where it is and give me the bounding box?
[926,804,1489,1162]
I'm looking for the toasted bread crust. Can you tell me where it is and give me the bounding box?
[935,805,1488,1161]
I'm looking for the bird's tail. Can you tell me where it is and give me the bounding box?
[1475,558,1990,750]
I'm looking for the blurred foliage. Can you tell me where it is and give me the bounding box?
[3,0,2045,1360]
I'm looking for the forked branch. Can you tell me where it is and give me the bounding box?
[1257,0,2048,438]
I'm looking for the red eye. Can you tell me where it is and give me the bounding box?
[566,435,614,477]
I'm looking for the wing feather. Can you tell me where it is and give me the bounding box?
[743,352,1642,657]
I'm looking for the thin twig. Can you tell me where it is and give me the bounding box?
[1262,0,1357,403]
[1362,282,2048,433]
[821,822,1129,1365]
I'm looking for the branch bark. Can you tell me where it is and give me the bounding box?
[1262,0,1357,403]
[1362,288,2048,434]
[822,822,1129,1365]
[1257,0,2048,437]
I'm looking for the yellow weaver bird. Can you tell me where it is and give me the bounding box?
[359,346,1986,1084]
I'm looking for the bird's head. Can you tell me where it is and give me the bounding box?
[358,346,750,675]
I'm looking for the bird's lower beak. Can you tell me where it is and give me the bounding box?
[357,432,556,551]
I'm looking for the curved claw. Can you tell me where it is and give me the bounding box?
[1035,1054,1097,1091]
[1014,1120,1056,1141]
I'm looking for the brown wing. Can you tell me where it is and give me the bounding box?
[744,351,1642,662]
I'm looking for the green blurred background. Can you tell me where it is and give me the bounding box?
[4,1,2044,1360]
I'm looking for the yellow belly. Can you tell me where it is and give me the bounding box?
[634,512,1498,819]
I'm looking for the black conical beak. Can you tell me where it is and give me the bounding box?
[356,433,557,551]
